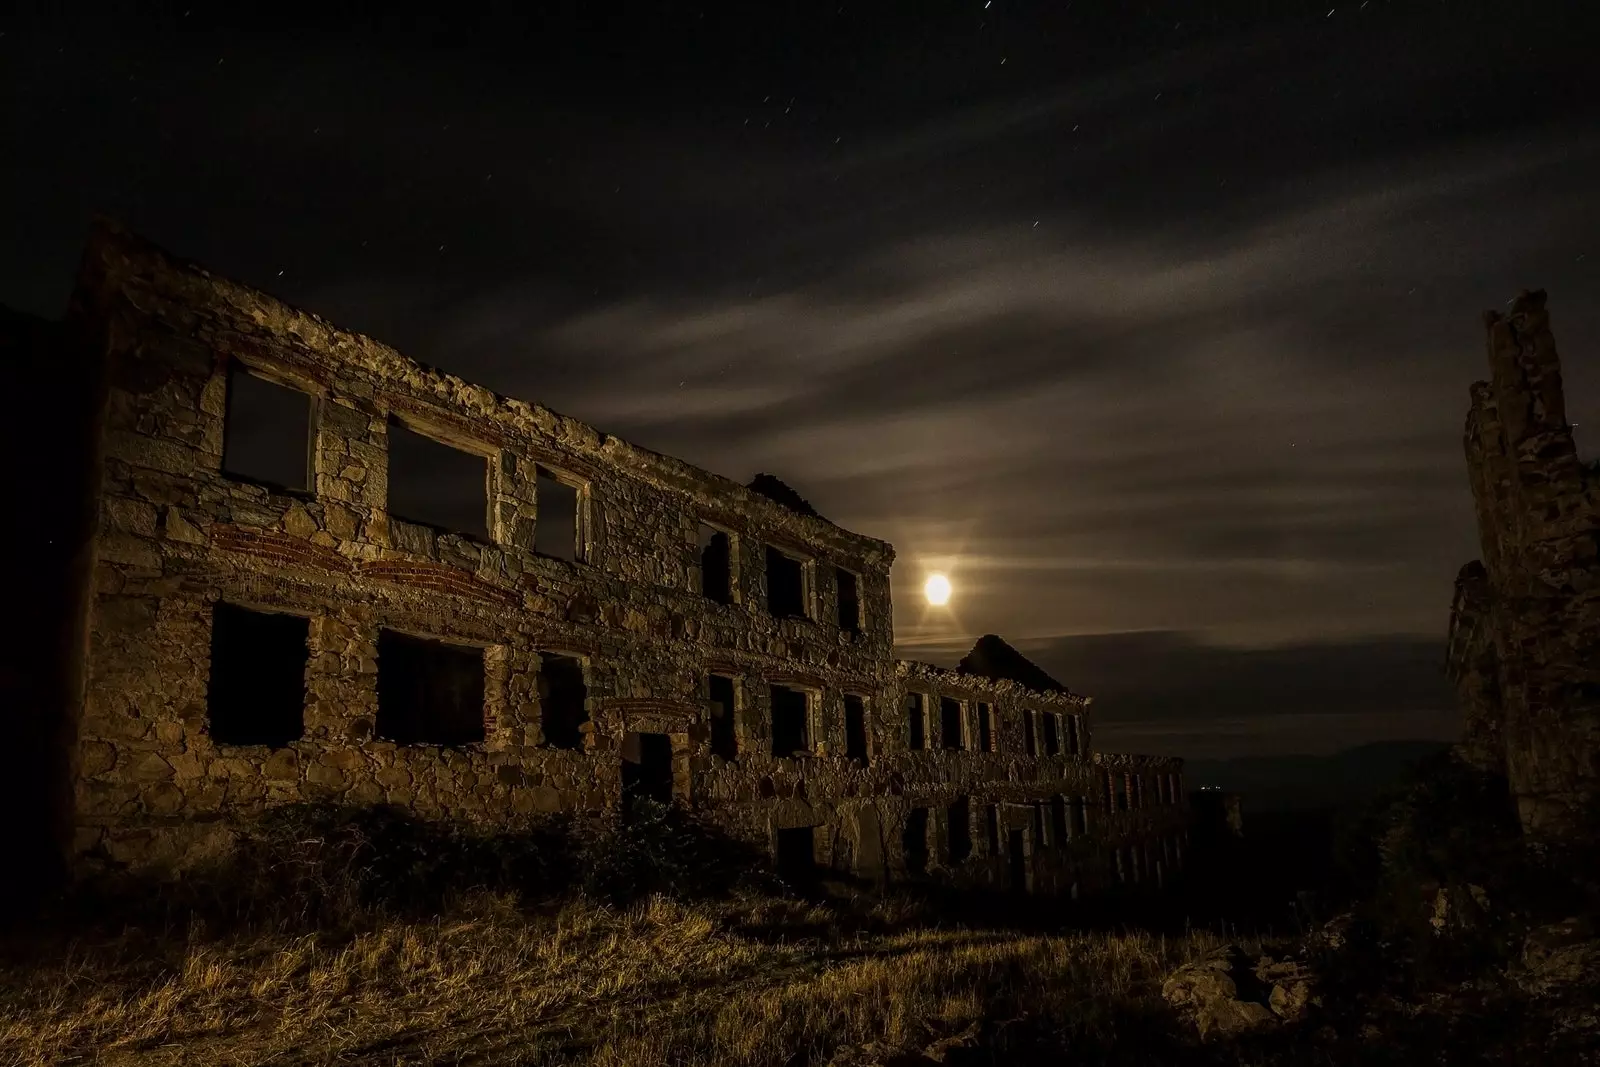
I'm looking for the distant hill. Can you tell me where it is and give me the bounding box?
[1184,739,1452,813]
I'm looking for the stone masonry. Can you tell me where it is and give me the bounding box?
[44,222,1187,897]
[1448,290,1600,846]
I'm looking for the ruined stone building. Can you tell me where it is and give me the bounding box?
[1449,290,1600,847]
[5,223,1188,899]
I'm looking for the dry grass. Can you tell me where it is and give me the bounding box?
[0,891,1233,1066]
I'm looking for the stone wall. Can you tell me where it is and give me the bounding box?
[1450,290,1600,844]
[59,221,1188,896]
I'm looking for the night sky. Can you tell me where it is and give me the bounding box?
[6,2,1598,760]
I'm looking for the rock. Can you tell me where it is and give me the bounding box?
[1162,947,1280,1039]
[1515,917,1600,997]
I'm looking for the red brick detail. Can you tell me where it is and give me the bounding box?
[357,559,521,608]
[213,525,352,574]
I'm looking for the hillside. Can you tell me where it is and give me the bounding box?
[1185,740,1452,812]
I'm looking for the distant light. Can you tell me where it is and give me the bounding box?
[924,574,953,606]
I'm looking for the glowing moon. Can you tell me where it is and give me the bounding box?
[924,574,953,606]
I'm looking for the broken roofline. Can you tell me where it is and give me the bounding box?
[895,659,1091,708]
[77,219,894,566]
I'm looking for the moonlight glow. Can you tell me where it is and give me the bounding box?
[923,574,952,606]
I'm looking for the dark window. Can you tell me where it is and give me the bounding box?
[1052,795,1070,841]
[535,469,581,561]
[1023,711,1037,756]
[1073,797,1088,836]
[1033,801,1048,848]
[939,697,964,751]
[986,804,1001,854]
[835,568,860,632]
[765,546,806,618]
[1043,712,1061,755]
[698,525,733,604]
[1118,774,1132,812]
[622,731,674,807]
[207,602,308,746]
[386,419,488,539]
[1066,714,1080,755]
[222,366,312,492]
[904,808,930,874]
[1008,829,1027,892]
[1132,774,1143,809]
[708,674,738,760]
[539,653,589,750]
[905,693,926,750]
[375,630,485,745]
[948,797,972,863]
[976,702,993,752]
[770,684,809,756]
[775,826,817,884]
[844,694,869,763]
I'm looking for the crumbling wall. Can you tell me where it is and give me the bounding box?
[60,221,1189,899]
[1457,290,1600,843]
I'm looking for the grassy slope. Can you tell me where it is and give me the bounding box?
[0,891,1239,1067]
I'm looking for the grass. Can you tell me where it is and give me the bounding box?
[0,890,1236,1066]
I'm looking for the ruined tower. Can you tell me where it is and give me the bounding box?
[1450,290,1600,845]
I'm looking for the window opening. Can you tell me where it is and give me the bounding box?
[947,797,972,863]
[765,546,806,618]
[698,524,733,604]
[375,629,485,745]
[939,697,964,751]
[535,468,581,561]
[539,652,589,750]
[844,694,869,763]
[221,365,313,492]
[207,602,308,746]
[770,684,810,756]
[386,419,488,539]
[905,693,926,750]
[835,568,860,632]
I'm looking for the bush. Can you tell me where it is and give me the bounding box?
[1330,749,1591,988]
[61,801,774,938]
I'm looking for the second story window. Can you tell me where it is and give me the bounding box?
[386,418,489,540]
[1042,712,1061,756]
[765,546,807,619]
[534,468,583,562]
[939,697,965,751]
[976,702,994,752]
[905,693,927,750]
[222,364,313,493]
[770,684,810,756]
[698,524,734,604]
[835,568,860,633]
[844,694,869,763]
[1023,710,1038,756]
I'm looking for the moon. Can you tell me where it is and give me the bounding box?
[923,574,952,606]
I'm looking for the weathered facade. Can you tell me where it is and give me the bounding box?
[41,223,1187,896]
[1448,290,1600,845]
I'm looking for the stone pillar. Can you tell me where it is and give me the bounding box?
[313,395,386,547]
[1474,292,1600,842]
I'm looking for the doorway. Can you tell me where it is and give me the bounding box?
[1008,829,1028,893]
[775,826,818,886]
[621,731,675,807]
